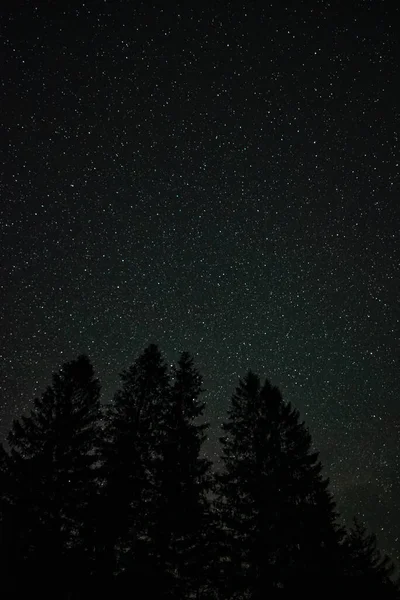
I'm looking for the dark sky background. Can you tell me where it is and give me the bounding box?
[1,0,399,563]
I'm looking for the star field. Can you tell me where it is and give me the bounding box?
[1,2,399,562]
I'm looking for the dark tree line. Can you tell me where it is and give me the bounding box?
[0,345,397,599]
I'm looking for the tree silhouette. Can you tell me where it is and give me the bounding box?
[148,351,214,600]
[214,371,344,598]
[341,517,399,596]
[98,343,170,595]
[1,350,398,598]
[0,442,18,595]
[0,354,101,599]
[99,347,214,599]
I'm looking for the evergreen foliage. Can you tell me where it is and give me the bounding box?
[98,345,213,599]
[0,354,101,599]
[148,351,213,600]
[98,343,170,592]
[214,371,344,598]
[341,517,399,596]
[0,351,398,599]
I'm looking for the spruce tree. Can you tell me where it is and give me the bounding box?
[0,442,18,595]
[2,354,101,599]
[99,347,214,599]
[98,343,170,594]
[215,371,343,598]
[149,351,213,600]
[341,518,399,596]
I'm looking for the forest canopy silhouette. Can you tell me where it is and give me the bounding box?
[0,344,398,599]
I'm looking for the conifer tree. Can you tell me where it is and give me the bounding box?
[1,355,101,599]
[98,343,170,594]
[215,371,343,598]
[148,351,213,600]
[0,442,18,594]
[99,347,214,599]
[341,518,400,596]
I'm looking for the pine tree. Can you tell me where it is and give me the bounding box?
[0,442,18,594]
[99,347,214,599]
[341,518,400,596]
[214,371,343,598]
[98,343,170,595]
[2,355,101,599]
[148,351,213,600]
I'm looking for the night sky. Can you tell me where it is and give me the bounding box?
[1,1,399,562]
